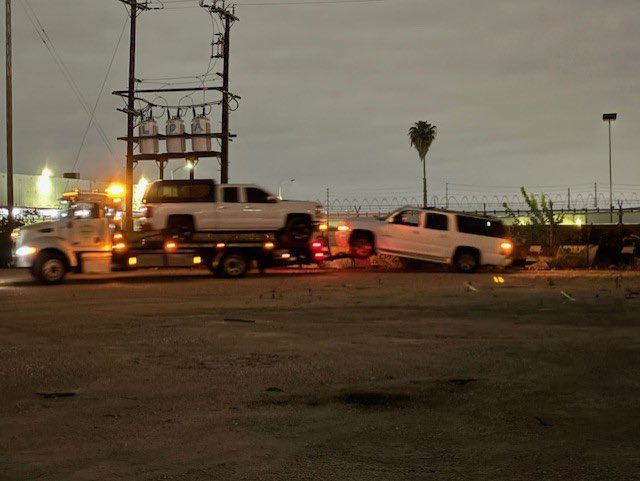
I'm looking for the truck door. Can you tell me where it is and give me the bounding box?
[241,187,281,230]
[214,186,245,230]
[381,209,424,255]
[420,212,452,261]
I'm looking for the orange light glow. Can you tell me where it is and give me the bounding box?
[337,225,350,232]
[263,241,275,250]
[113,233,124,241]
[113,242,127,251]
[165,241,178,251]
[216,242,226,249]
[106,182,125,198]
[500,241,513,255]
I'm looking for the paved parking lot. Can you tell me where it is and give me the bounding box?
[1,267,639,480]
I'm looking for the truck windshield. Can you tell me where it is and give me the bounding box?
[60,200,101,219]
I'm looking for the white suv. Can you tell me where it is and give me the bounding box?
[335,207,513,272]
[141,180,322,245]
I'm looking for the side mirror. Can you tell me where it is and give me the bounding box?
[266,195,278,203]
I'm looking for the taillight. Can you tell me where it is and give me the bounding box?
[142,206,153,218]
[500,241,514,256]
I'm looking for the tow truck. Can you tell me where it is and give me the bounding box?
[11,190,326,284]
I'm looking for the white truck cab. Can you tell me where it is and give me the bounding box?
[13,192,115,284]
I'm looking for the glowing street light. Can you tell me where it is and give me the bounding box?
[171,160,196,180]
[36,167,54,205]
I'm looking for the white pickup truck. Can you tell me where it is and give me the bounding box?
[140,180,322,246]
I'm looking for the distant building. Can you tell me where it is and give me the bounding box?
[0,172,109,210]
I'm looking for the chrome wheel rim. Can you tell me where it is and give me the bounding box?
[42,259,64,282]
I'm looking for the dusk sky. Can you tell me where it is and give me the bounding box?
[1,0,639,203]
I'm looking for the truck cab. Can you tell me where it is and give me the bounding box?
[13,192,115,284]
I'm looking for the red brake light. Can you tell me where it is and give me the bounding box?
[142,206,153,218]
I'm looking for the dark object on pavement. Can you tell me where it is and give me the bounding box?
[224,318,256,324]
[448,378,477,386]
[535,416,553,427]
[266,387,284,392]
[36,391,76,399]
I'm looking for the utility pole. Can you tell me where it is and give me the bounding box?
[209,2,238,184]
[5,0,14,228]
[124,1,144,232]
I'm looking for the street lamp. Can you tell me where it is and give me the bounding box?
[171,160,195,180]
[602,113,618,222]
[278,179,295,200]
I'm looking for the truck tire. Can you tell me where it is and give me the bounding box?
[349,232,374,259]
[33,251,67,284]
[217,252,249,278]
[282,216,313,247]
[453,249,479,273]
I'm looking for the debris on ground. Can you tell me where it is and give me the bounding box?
[35,391,76,399]
[265,387,284,392]
[625,288,640,299]
[448,378,477,386]
[560,291,576,302]
[224,318,257,324]
[464,281,478,292]
[527,261,550,271]
[535,416,553,427]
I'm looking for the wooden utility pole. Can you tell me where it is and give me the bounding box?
[125,2,139,232]
[209,2,238,184]
[220,11,231,184]
[5,0,14,227]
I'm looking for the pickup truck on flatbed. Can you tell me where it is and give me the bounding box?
[140,180,323,248]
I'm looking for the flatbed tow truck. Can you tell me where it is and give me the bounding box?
[12,190,326,284]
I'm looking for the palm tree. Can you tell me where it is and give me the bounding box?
[408,121,437,208]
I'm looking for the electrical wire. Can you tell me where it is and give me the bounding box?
[19,0,115,155]
[70,15,129,179]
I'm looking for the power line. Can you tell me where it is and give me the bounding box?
[70,15,129,178]
[19,0,115,154]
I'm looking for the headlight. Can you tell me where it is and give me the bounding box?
[16,246,37,257]
[10,229,20,242]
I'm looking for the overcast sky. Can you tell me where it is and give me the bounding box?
[1,0,639,202]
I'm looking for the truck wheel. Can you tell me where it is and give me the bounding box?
[283,217,313,246]
[33,252,67,284]
[454,250,479,273]
[218,252,249,278]
[350,233,374,259]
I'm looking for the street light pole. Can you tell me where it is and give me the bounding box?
[603,113,617,222]
[5,0,14,228]
[278,179,295,200]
